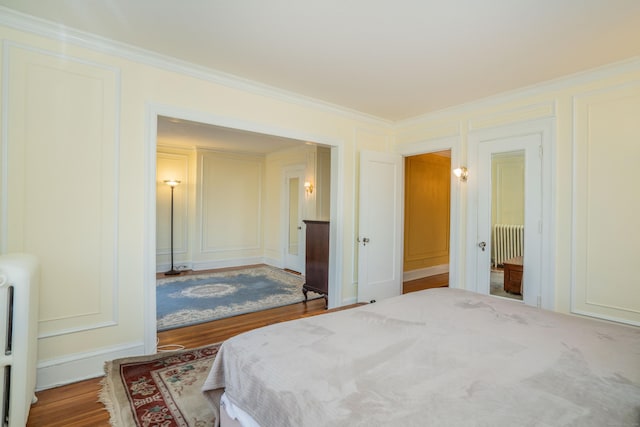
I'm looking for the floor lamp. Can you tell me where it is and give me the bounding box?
[164,179,181,276]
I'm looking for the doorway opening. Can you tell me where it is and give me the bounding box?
[402,150,451,294]
[391,135,462,301]
[146,109,342,351]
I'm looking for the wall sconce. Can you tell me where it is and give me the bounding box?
[453,167,468,182]
[304,181,314,194]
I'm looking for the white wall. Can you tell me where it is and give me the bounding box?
[155,143,326,272]
[395,57,640,326]
[157,146,272,271]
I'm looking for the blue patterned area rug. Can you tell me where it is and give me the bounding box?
[156,266,321,331]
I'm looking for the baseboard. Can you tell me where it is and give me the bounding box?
[36,341,145,391]
[157,257,287,273]
[403,264,449,282]
[190,257,266,271]
[263,257,284,269]
[156,262,192,273]
[340,296,358,306]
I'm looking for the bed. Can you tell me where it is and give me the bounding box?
[202,288,640,426]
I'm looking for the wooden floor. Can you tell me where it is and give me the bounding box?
[26,272,447,426]
[403,272,448,294]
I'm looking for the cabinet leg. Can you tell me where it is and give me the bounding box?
[302,287,308,302]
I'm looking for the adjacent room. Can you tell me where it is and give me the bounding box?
[155,117,332,331]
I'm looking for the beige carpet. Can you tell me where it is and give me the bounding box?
[100,343,221,427]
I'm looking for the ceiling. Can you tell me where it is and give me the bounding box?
[2,1,640,150]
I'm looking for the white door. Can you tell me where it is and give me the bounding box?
[284,168,305,273]
[357,150,403,303]
[476,135,542,307]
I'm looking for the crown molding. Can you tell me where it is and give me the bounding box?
[0,6,393,127]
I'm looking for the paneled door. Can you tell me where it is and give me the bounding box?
[357,150,403,303]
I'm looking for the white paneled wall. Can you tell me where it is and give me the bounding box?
[156,144,326,272]
[4,43,119,338]
[572,83,640,325]
[197,151,264,266]
[156,148,266,271]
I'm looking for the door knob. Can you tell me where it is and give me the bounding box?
[478,241,486,251]
[358,237,370,246]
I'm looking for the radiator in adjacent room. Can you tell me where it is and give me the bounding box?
[0,254,39,427]
[492,224,524,268]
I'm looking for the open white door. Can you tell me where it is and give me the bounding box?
[283,167,305,273]
[357,150,403,303]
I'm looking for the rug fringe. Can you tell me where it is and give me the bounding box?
[98,362,123,427]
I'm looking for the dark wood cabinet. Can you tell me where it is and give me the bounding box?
[503,256,523,295]
[303,220,329,308]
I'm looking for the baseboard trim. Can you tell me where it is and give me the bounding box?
[190,257,266,271]
[156,262,193,273]
[36,341,145,390]
[263,257,284,269]
[341,296,358,306]
[403,264,449,282]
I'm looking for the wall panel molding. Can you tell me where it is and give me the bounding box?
[468,102,556,131]
[572,81,640,325]
[197,151,263,254]
[2,42,121,337]
[36,340,144,390]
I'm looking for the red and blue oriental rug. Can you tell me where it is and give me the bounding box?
[100,344,221,427]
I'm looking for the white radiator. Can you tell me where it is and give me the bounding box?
[492,224,524,268]
[0,254,39,427]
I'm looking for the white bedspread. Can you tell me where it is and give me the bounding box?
[202,288,640,426]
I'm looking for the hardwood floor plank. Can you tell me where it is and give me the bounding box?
[403,272,448,294]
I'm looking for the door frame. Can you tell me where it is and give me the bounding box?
[467,118,556,309]
[282,165,306,274]
[143,104,345,354]
[396,135,463,290]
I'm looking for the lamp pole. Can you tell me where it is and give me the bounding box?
[164,179,181,276]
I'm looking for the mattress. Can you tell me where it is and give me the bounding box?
[203,288,640,427]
